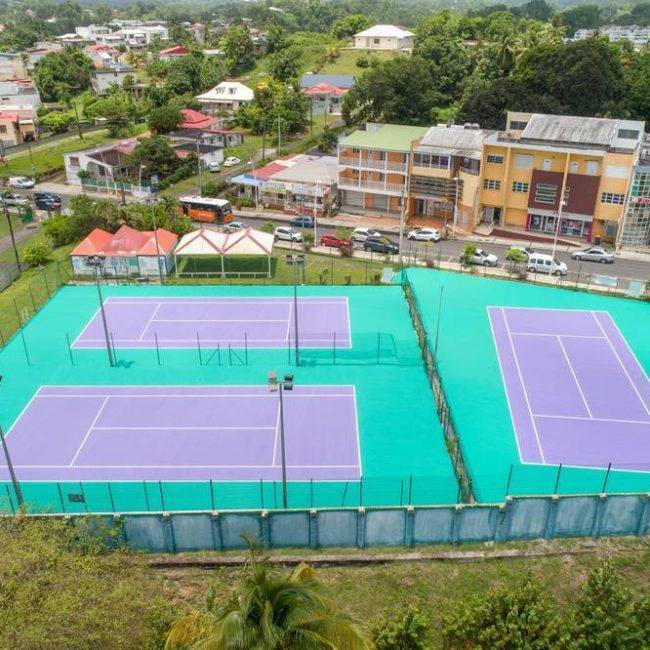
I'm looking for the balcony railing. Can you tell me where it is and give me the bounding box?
[338,157,407,173]
[338,178,405,195]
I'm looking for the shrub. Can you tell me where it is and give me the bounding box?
[202,179,227,197]
[373,605,430,650]
[23,241,53,267]
[303,231,314,251]
[356,55,369,68]
[260,221,275,234]
[42,214,75,247]
[459,243,477,268]
[340,245,352,257]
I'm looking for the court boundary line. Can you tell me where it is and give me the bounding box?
[138,302,161,341]
[69,396,109,466]
[555,335,593,418]
[603,314,649,381]
[70,304,102,347]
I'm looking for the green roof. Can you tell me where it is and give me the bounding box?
[340,124,429,152]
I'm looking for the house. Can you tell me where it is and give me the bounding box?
[171,141,223,169]
[0,79,41,108]
[480,111,646,243]
[337,123,427,216]
[195,81,254,113]
[353,25,414,51]
[573,25,650,50]
[64,138,139,185]
[300,74,354,115]
[185,23,206,43]
[407,123,488,231]
[25,43,61,71]
[75,24,112,41]
[0,106,37,147]
[166,108,245,148]
[118,24,169,47]
[90,66,135,95]
[159,45,191,61]
[0,53,27,80]
[70,225,178,277]
[180,108,220,130]
[54,33,89,45]
[84,44,119,69]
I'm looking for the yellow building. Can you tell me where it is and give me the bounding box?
[479,112,645,242]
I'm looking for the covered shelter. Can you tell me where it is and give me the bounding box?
[173,227,275,278]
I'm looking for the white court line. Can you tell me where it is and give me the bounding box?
[352,385,362,475]
[138,302,161,341]
[488,305,610,315]
[510,332,604,339]
[533,414,649,426]
[600,314,649,382]
[502,308,546,463]
[68,396,109,466]
[151,319,287,323]
[591,311,649,416]
[272,400,280,467]
[71,304,102,347]
[345,298,352,347]
[3,386,44,439]
[556,335,593,418]
[105,297,348,305]
[93,426,276,431]
[285,299,292,343]
[11,464,360,469]
[37,393,352,399]
[75,337,349,343]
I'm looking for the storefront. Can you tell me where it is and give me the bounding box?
[526,211,593,239]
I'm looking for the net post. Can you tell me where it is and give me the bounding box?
[399,479,404,506]
[553,463,563,496]
[57,482,65,513]
[340,481,349,507]
[20,332,30,366]
[259,479,264,509]
[601,462,612,494]
[5,484,14,514]
[143,481,150,511]
[158,480,166,511]
[110,332,118,364]
[310,478,314,509]
[154,332,161,366]
[107,482,115,512]
[209,479,215,510]
[456,481,462,504]
[66,333,74,366]
[407,474,413,506]
[244,332,248,365]
[28,285,37,312]
[332,331,336,365]
[196,332,203,366]
[273,481,278,509]
[504,464,513,499]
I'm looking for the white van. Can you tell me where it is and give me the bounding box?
[526,253,568,276]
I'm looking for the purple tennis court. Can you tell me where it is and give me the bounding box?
[488,307,650,472]
[1,385,360,481]
[73,296,351,349]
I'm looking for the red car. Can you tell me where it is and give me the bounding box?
[320,233,352,248]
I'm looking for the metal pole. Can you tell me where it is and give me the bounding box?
[278,383,288,509]
[293,272,300,366]
[433,285,444,359]
[196,137,203,196]
[398,186,405,266]
[2,199,20,275]
[0,377,23,511]
[93,265,115,367]
[151,207,163,284]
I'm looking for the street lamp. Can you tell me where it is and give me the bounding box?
[285,254,302,365]
[86,255,115,367]
[313,178,320,242]
[0,375,24,512]
[1,196,20,277]
[268,371,293,509]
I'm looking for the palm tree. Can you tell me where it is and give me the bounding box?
[165,547,372,649]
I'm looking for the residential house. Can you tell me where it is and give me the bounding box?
[84,44,119,69]
[618,140,650,247]
[0,53,27,80]
[479,111,646,242]
[171,141,224,169]
[70,225,177,277]
[75,24,112,41]
[337,123,427,216]
[185,23,206,43]
[54,33,89,45]
[195,81,254,113]
[158,45,191,61]
[353,25,414,51]
[573,25,650,50]
[166,108,245,148]
[64,138,139,185]
[118,24,169,47]
[300,73,355,115]
[0,106,37,147]
[90,66,135,95]
[0,79,41,108]
[407,123,489,231]
[25,43,62,72]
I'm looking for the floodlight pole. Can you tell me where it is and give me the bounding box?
[398,185,406,266]
[293,262,300,366]
[0,376,24,512]
[551,199,567,262]
[1,198,20,277]
[151,204,163,284]
[89,257,115,367]
[278,381,288,508]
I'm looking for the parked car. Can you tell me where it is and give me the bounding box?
[505,244,535,261]
[363,236,399,254]
[207,161,221,173]
[526,253,568,276]
[34,191,62,211]
[467,248,499,266]
[223,157,242,167]
[570,246,614,264]
[8,176,34,189]
[223,221,246,234]
[320,233,351,248]
[290,216,315,229]
[274,226,303,243]
[407,227,442,242]
[351,227,381,243]
[1,192,30,207]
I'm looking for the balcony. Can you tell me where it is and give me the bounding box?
[338,156,407,174]
[338,177,405,195]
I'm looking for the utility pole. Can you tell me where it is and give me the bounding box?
[1,198,20,276]
[196,137,203,196]
[0,375,24,512]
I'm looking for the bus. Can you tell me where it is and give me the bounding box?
[178,195,234,225]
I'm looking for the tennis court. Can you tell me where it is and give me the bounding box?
[488,307,649,472]
[1,385,360,482]
[73,296,351,349]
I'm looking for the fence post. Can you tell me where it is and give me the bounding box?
[544,495,560,539]
[196,332,203,366]
[356,507,366,548]
[57,482,65,513]
[161,513,176,553]
[309,509,318,549]
[260,510,270,548]
[405,506,415,547]
[495,497,512,542]
[28,285,36,312]
[635,495,649,536]
[107,482,116,512]
[4,484,14,514]
[42,268,51,297]
[209,479,215,510]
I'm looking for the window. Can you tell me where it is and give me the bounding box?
[509,120,528,130]
[601,192,625,204]
[0,125,6,134]
[514,154,533,169]
[486,154,504,164]
[512,181,529,193]
[586,161,599,175]
[569,161,579,173]
[373,38,380,44]
[483,179,501,190]
[618,128,639,140]
[413,153,449,169]
[605,165,626,178]
[535,183,557,204]
[69,156,80,167]
[542,159,552,171]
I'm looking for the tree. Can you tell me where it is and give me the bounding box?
[165,546,371,649]
[129,136,181,180]
[560,5,602,37]
[39,112,74,134]
[221,25,255,73]
[317,126,338,153]
[267,46,302,83]
[83,91,143,137]
[266,26,287,54]
[623,47,650,121]
[148,105,182,134]
[199,56,225,91]
[413,34,470,99]
[23,242,53,267]
[372,606,430,650]
[330,15,372,39]
[343,57,444,126]
[33,48,93,101]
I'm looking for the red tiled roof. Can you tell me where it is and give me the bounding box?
[180,108,219,129]
[303,82,346,96]
[159,45,190,56]
[255,162,288,180]
[70,225,177,257]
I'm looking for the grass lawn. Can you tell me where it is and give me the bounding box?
[0,211,26,240]
[320,48,401,75]
[0,123,148,179]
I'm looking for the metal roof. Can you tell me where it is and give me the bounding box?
[417,126,487,155]
[340,124,428,152]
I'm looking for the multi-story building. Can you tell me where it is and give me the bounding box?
[337,123,428,217]
[407,123,488,230]
[75,24,112,41]
[90,66,135,95]
[479,112,645,242]
[0,105,37,147]
[573,25,650,50]
[617,141,650,247]
[0,79,41,108]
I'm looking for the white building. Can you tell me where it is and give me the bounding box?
[0,79,41,108]
[90,67,135,95]
[573,25,650,50]
[195,81,254,113]
[75,24,112,41]
[353,24,414,51]
[118,24,169,47]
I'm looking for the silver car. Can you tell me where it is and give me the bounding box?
[570,246,614,264]
[224,221,246,234]
[469,249,499,266]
